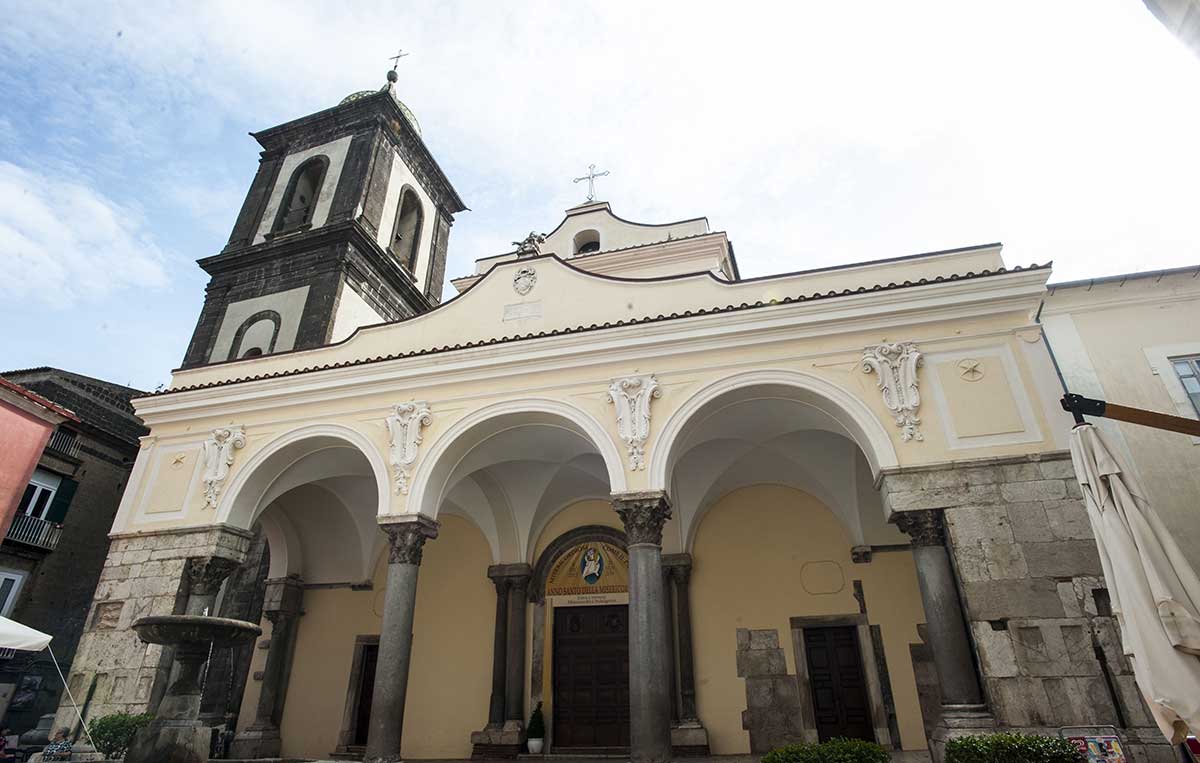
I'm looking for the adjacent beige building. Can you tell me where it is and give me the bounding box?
[56,76,1180,763]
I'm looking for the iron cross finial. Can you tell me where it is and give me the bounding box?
[572,164,610,202]
[389,49,410,71]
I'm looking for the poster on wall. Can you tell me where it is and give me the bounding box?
[1066,734,1127,763]
[545,541,629,600]
[9,674,42,710]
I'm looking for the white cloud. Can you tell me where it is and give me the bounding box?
[0,161,169,304]
[4,0,1200,292]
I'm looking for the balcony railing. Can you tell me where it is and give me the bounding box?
[6,513,62,551]
[45,428,80,459]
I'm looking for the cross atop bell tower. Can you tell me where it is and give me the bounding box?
[181,68,466,369]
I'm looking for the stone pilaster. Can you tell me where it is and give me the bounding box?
[664,553,709,755]
[364,515,438,763]
[613,491,672,763]
[504,571,531,726]
[471,563,530,759]
[54,525,253,734]
[229,576,304,759]
[883,454,1175,762]
[487,576,511,728]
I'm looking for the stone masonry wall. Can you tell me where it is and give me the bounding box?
[53,525,251,733]
[882,453,1174,763]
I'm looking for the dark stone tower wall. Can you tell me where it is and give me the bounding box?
[181,84,465,370]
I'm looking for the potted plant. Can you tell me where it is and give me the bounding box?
[526,701,546,754]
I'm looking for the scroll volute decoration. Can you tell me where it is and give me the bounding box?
[862,342,924,442]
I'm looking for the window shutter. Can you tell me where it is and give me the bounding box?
[44,478,78,524]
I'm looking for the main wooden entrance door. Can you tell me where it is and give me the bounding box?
[803,625,874,742]
[552,605,630,751]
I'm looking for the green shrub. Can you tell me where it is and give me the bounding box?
[945,732,1082,763]
[86,712,154,759]
[527,701,546,739]
[762,738,890,763]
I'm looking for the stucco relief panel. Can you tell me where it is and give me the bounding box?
[924,344,1043,450]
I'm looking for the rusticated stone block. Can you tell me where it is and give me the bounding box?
[1022,540,1103,577]
[1000,479,1067,503]
[982,541,1029,580]
[1044,499,1093,540]
[962,579,1065,620]
[946,505,1014,545]
[1007,502,1052,543]
[970,622,1018,678]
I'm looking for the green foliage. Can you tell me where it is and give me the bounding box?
[945,732,1082,763]
[527,701,546,739]
[762,738,890,763]
[86,712,153,759]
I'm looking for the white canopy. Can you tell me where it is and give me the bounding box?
[0,615,51,652]
[1069,423,1200,743]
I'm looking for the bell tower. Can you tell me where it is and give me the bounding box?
[181,70,466,368]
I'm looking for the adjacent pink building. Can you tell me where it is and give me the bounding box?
[0,377,77,538]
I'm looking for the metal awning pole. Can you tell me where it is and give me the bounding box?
[1060,393,1200,437]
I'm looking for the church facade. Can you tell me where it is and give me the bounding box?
[57,76,1174,762]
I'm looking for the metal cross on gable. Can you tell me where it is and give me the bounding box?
[573,164,610,202]
[389,49,410,70]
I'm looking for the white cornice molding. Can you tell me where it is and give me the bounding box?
[135,270,1047,424]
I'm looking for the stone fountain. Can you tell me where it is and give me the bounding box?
[125,614,261,763]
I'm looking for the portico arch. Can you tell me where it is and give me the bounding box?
[219,422,390,530]
[649,369,898,491]
[407,398,626,562]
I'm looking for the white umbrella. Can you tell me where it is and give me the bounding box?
[0,616,51,651]
[1069,423,1200,743]
[0,616,98,750]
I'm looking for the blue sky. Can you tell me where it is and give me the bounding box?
[2,1,1199,391]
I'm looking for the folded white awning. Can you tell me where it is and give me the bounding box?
[0,615,51,651]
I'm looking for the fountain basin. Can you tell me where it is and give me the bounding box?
[132,614,262,648]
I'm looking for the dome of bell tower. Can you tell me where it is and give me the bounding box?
[338,71,421,135]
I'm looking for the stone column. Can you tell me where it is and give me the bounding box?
[614,491,673,763]
[487,574,511,728]
[667,556,709,753]
[661,566,679,724]
[670,561,700,723]
[364,516,439,763]
[504,571,531,727]
[230,576,304,758]
[893,510,993,758]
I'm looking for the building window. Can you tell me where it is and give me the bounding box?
[0,570,26,617]
[227,310,282,361]
[1172,355,1200,416]
[573,229,600,255]
[18,469,61,520]
[273,156,329,233]
[391,188,423,274]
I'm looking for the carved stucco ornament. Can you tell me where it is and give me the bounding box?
[513,266,537,296]
[201,427,246,509]
[607,375,661,470]
[386,402,433,495]
[862,342,924,442]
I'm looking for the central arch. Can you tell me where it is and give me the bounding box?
[406,399,626,563]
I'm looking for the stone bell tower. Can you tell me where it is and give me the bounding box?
[180,69,466,369]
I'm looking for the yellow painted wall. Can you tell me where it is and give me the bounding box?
[532,499,621,561]
[268,515,493,758]
[690,484,927,753]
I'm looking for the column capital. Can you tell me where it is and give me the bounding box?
[379,515,440,565]
[612,490,672,546]
[663,553,692,584]
[893,509,946,547]
[487,563,532,584]
[262,575,304,616]
[185,555,241,597]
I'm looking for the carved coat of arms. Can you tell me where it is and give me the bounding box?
[513,266,537,296]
